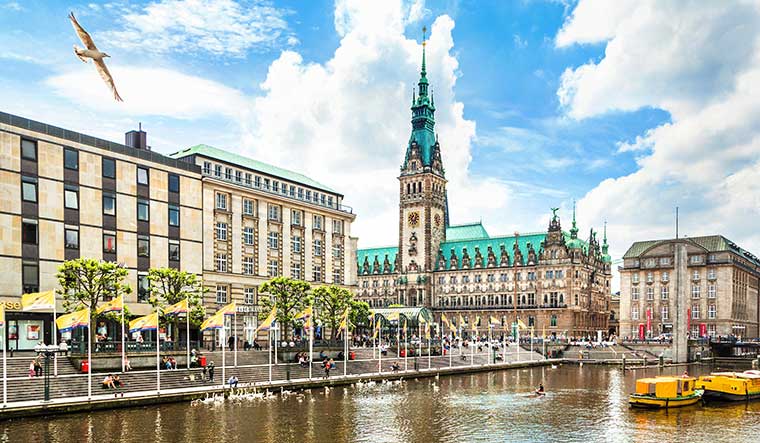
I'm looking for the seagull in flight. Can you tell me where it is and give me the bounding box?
[68,12,123,102]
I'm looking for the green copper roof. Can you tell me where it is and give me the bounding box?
[357,246,398,275]
[445,222,489,241]
[623,235,760,266]
[169,144,338,194]
[437,232,547,271]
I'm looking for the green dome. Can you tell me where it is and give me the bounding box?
[566,238,584,250]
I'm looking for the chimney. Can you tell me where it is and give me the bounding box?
[125,122,149,150]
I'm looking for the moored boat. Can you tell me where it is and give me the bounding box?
[629,376,703,409]
[696,370,760,402]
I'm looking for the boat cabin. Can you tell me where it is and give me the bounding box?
[635,377,697,398]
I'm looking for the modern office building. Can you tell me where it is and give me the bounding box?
[170,145,357,345]
[0,112,204,349]
[355,40,612,338]
[619,235,760,342]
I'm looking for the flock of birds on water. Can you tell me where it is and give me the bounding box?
[190,377,424,408]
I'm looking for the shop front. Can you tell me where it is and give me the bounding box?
[1,300,53,351]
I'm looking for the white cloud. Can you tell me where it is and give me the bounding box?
[2,2,22,11]
[557,0,760,271]
[242,0,514,247]
[46,66,248,120]
[513,34,528,49]
[98,0,294,56]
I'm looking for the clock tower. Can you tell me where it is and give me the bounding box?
[397,28,447,306]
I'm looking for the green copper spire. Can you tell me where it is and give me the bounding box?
[403,26,438,171]
[570,200,579,239]
[602,221,609,254]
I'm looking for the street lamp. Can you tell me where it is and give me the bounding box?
[34,344,64,402]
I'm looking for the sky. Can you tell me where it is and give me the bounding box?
[2,0,759,292]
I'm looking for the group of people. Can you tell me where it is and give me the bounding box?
[102,374,125,396]
[162,356,178,370]
[296,352,311,368]
[321,358,336,377]
[27,358,42,378]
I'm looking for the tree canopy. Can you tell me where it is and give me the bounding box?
[258,277,312,339]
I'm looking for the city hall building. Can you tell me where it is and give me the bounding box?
[619,235,760,340]
[355,43,613,338]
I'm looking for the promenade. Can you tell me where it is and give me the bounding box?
[0,344,548,419]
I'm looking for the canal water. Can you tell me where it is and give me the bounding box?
[3,365,758,442]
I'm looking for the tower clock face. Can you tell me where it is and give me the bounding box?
[434,213,441,227]
[408,211,420,227]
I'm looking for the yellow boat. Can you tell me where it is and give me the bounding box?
[629,376,703,409]
[696,370,760,402]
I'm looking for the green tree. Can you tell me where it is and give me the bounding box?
[258,277,312,339]
[56,258,132,342]
[147,268,207,342]
[349,299,371,333]
[313,285,355,339]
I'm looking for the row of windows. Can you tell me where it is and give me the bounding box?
[214,285,257,304]
[213,193,345,234]
[631,269,718,283]
[631,284,717,300]
[631,305,717,320]
[21,139,181,192]
[214,224,343,258]
[435,269,568,286]
[204,162,336,209]
[21,178,181,226]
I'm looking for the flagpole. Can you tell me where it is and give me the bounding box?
[471,328,475,367]
[417,322,421,371]
[121,297,125,373]
[503,327,507,363]
[397,319,400,359]
[404,318,408,372]
[308,315,313,380]
[234,310,238,368]
[378,321,382,374]
[156,309,161,395]
[186,296,190,371]
[343,307,348,377]
[53,299,58,377]
[427,325,431,370]
[87,311,92,400]
[221,326,226,389]
[530,327,534,361]
[2,321,7,408]
[268,328,272,383]
[489,325,493,365]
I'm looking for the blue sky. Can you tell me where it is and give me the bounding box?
[1,0,759,284]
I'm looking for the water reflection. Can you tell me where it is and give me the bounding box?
[4,365,760,442]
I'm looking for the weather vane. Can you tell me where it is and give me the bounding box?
[422,26,427,45]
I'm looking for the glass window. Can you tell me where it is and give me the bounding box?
[103,234,116,253]
[692,305,700,319]
[298,188,304,199]
[137,199,150,221]
[21,179,37,202]
[708,305,716,319]
[64,189,78,209]
[289,185,295,197]
[21,139,36,160]
[314,239,323,257]
[22,263,38,293]
[216,285,228,304]
[215,254,228,272]
[631,287,639,300]
[313,215,323,230]
[692,285,700,298]
[65,228,79,249]
[216,193,227,210]
[64,148,78,170]
[168,242,180,261]
[235,170,242,182]
[103,193,116,216]
[22,222,37,244]
[168,205,179,226]
[292,235,302,253]
[272,181,279,192]
[312,264,322,282]
[244,287,255,305]
[214,164,222,177]
[102,158,116,178]
[708,285,716,298]
[661,306,669,320]
[168,174,180,193]
[268,204,280,221]
[203,162,211,174]
[291,210,302,226]
[137,274,150,302]
[137,167,149,185]
[243,199,255,216]
[216,222,228,241]
[245,173,252,185]
[268,232,279,250]
[242,257,254,275]
[268,260,278,277]
[255,176,261,188]
[243,227,255,245]
[137,236,150,257]
[224,168,232,179]
[661,286,669,299]
[291,262,302,279]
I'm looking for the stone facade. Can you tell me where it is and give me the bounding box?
[169,145,357,345]
[355,42,612,338]
[619,236,760,341]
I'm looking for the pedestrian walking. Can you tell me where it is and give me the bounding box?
[208,361,215,381]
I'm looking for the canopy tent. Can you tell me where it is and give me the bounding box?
[371,307,433,325]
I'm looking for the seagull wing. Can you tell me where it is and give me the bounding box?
[68,12,98,51]
[94,58,123,102]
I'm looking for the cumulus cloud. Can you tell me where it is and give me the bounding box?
[557,0,760,266]
[241,0,514,246]
[98,0,295,56]
[46,66,248,120]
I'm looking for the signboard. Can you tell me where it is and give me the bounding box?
[699,323,707,337]
[638,324,645,340]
